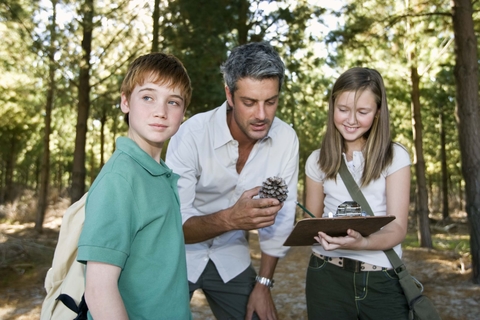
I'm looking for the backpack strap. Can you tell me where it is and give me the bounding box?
[56,293,88,320]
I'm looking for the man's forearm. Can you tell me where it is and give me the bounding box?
[182,209,233,244]
[183,187,282,244]
[257,253,279,281]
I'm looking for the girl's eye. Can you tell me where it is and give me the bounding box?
[358,109,372,115]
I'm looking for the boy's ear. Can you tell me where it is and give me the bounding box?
[120,93,130,114]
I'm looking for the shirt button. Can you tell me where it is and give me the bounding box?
[166,173,171,178]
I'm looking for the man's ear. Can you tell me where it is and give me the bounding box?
[120,92,129,114]
[225,85,234,107]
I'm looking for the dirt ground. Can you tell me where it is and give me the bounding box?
[1,198,479,320]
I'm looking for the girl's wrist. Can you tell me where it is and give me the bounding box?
[362,237,370,250]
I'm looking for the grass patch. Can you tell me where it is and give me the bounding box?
[403,232,470,255]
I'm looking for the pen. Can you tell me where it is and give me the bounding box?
[295,201,315,218]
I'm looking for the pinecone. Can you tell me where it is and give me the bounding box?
[259,176,288,202]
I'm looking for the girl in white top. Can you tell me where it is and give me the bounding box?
[305,67,411,319]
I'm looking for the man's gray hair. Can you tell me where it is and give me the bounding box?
[221,42,285,95]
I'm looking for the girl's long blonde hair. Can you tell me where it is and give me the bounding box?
[319,67,393,186]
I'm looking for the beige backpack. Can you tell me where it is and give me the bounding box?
[40,193,88,320]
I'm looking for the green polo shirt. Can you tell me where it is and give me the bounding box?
[78,137,191,320]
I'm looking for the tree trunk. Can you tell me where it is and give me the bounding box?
[35,0,57,233]
[0,161,4,203]
[89,140,96,187]
[458,179,463,211]
[4,139,16,203]
[439,107,449,220]
[71,0,94,203]
[451,0,480,284]
[410,65,433,248]
[152,0,160,52]
[237,0,249,45]
[55,155,63,194]
[100,112,106,168]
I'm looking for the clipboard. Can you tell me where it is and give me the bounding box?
[283,216,395,246]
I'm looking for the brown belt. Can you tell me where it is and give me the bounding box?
[313,252,391,272]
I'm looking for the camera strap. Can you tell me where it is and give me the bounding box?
[338,158,404,269]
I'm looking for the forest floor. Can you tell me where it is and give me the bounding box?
[0,196,479,320]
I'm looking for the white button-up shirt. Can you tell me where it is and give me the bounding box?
[166,102,299,283]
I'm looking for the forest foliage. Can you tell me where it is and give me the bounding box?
[1,0,479,279]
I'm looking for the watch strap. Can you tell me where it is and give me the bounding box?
[255,275,274,288]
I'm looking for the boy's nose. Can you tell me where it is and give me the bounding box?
[154,104,167,118]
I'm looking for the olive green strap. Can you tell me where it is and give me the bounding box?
[339,159,373,216]
[338,158,404,269]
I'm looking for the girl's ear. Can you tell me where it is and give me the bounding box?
[120,92,130,114]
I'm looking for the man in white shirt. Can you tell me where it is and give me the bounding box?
[166,42,299,320]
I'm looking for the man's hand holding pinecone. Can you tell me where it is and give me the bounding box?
[225,177,288,231]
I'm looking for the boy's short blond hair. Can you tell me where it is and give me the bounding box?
[121,53,192,108]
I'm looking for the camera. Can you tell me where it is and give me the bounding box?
[335,201,366,217]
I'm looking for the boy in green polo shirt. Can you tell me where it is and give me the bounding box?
[77,53,192,319]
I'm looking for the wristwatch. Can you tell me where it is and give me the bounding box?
[255,275,274,288]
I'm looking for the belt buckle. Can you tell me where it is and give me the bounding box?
[342,257,361,272]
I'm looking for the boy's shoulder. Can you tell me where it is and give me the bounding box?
[95,147,135,178]
[87,144,142,196]
[101,137,152,173]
